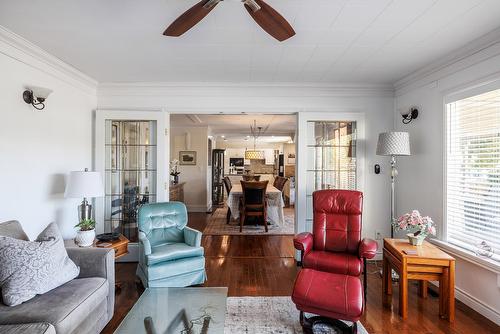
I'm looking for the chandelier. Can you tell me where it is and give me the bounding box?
[245,120,268,160]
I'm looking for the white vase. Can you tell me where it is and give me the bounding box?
[407,232,426,246]
[75,229,95,247]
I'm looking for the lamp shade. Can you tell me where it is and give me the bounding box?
[64,170,104,198]
[376,132,411,156]
[245,150,264,160]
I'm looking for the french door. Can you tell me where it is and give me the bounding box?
[296,112,365,235]
[95,109,169,240]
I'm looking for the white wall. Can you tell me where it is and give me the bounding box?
[0,29,97,239]
[394,37,500,324]
[98,83,395,251]
[170,126,209,212]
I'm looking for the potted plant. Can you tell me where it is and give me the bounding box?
[74,218,96,247]
[170,159,180,184]
[394,210,436,246]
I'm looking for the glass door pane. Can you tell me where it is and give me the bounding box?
[305,121,357,229]
[104,120,157,242]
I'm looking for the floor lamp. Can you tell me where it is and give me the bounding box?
[376,132,411,238]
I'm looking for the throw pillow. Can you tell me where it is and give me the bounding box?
[0,223,80,306]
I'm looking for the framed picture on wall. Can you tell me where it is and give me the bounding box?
[179,151,197,165]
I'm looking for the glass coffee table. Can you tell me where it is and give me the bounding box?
[114,287,228,334]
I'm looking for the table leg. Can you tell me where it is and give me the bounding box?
[448,261,455,322]
[439,268,448,318]
[399,267,408,319]
[382,255,392,295]
[419,280,428,298]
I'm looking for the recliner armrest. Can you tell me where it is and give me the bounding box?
[358,238,378,259]
[293,232,313,255]
[184,226,202,248]
[138,231,152,256]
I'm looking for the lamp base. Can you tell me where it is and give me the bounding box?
[78,198,92,222]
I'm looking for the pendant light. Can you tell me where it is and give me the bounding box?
[245,120,267,160]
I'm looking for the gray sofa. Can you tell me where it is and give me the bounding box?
[0,220,115,334]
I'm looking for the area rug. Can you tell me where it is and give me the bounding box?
[204,207,295,236]
[224,297,368,334]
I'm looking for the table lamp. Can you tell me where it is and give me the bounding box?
[376,132,411,238]
[65,168,104,222]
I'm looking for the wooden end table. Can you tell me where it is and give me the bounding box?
[65,234,129,291]
[95,234,130,259]
[383,238,455,322]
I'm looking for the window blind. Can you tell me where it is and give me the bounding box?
[446,89,500,262]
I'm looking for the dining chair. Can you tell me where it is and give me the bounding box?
[223,177,232,224]
[239,180,269,232]
[273,176,288,192]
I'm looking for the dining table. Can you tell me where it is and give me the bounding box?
[226,183,285,226]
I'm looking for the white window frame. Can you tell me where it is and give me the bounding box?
[442,80,500,269]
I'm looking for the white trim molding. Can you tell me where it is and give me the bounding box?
[0,25,98,94]
[455,286,500,326]
[98,82,395,100]
[394,27,500,96]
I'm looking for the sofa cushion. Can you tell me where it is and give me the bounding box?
[0,323,56,334]
[303,250,362,276]
[0,223,79,306]
[0,277,108,334]
[0,220,29,241]
[147,242,204,265]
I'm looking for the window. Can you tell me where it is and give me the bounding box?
[446,89,500,262]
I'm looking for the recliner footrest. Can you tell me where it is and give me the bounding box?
[292,269,363,323]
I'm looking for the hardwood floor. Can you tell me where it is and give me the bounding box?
[101,212,499,334]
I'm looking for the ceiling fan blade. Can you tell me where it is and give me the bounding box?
[244,0,295,42]
[164,0,219,37]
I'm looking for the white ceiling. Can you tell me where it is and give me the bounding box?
[2,0,500,84]
[171,114,296,141]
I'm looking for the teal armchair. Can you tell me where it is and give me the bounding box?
[136,202,206,287]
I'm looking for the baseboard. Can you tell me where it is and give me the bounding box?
[186,205,208,213]
[428,281,500,325]
[455,286,500,325]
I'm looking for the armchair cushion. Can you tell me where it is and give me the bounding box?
[359,238,378,259]
[293,232,313,255]
[303,250,363,276]
[147,243,204,266]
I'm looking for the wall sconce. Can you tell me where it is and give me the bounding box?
[23,86,53,110]
[400,107,418,124]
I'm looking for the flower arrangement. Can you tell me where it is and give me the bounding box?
[170,159,180,176]
[170,159,180,184]
[395,210,436,246]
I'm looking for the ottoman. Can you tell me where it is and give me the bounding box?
[292,268,363,334]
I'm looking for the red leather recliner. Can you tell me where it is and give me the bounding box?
[293,189,378,298]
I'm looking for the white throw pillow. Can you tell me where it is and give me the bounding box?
[0,223,80,306]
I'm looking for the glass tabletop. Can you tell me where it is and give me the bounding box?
[114,287,228,334]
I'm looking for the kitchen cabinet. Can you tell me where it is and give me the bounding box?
[264,149,275,165]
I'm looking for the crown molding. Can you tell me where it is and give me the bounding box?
[394,27,500,96]
[0,25,98,94]
[98,81,395,98]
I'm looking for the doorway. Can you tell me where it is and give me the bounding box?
[169,114,298,236]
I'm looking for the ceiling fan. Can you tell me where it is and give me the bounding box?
[164,0,295,42]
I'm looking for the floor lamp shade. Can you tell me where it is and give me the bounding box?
[376,132,411,156]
